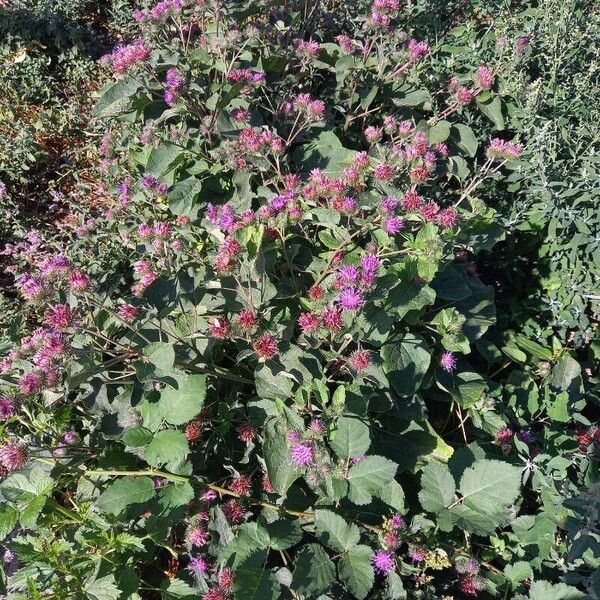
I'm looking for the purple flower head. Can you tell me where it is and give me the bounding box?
[440,351,457,372]
[201,489,217,502]
[517,429,535,445]
[3,549,15,564]
[291,443,314,466]
[337,265,360,284]
[0,396,16,421]
[384,216,405,235]
[361,254,381,276]
[409,547,426,563]
[141,174,158,190]
[372,549,395,574]
[187,526,209,547]
[62,431,79,445]
[0,443,27,472]
[188,556,208,575]
[338,287,364,311]
[390,514,406,530]
[309,419,324,434]
[380,196,400,214]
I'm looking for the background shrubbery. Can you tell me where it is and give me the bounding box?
[0,1,598,599]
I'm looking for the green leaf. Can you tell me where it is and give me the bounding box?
[157,482,195,511]
[476,95,505,130]
[347,456,397,505]
[264,518,303,550]
[525,581,587,600]
[159,373,206,426]
[550,356,582,401]
[546,391,570,423]
[330,415,371,459]
[393,89,429,106]
[0,507,18,541]
[338,545,375,600]
[418,462,455,514]
[145,430,189,467]
[255,363,294,399]
[382,334,431,397]
[504,561,533,587]
[161,578,197,599]
[95,477,155,515]
[428,120,451,144]
[453,124,478,157]
[451,460,522,534]
[122,427,154,447]
[233,552,282,600]
[168,177,203,216]
[143,342,175,372]
[292,544,335,596]
[315,510,360,552]
[263,422,300,495]
[146,142,182,176]
[93,79,140,118]
[84,575,120,600]
[220,523,271,567]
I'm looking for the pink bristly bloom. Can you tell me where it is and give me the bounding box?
[383,532,400,549]
[338,287,364,311]
[407,38,430,60]
[337,264,360,285]
[20,372,42,395]
[208,317,231,339]
[262,472,274,493]
[295,39,320,58]
[188,556,208,575]
[17,275,47,301]
[460,575,486,596]
[372,549,395,574]
[218,567,234,591]
[109,39,151,75]
[201,489,218,502]
[486,138,523,160]
[440,352,456,373]
[68,270,90,292]
[308,284,324,301]
[390,514,406,529]
[364,126,383,144]
[374,163,395,181]
[252,334,278,359]
[437,207,458,229]
[476,65,494,89]
[236,309,258,331]
[187,526,209,547]
[336,34,354,53]
[229,475,252,496]
[349,350,370,372]
[410,164,430,183]
[291,443,314,466]
[298,312,320,333]
[203,589,226,600]
[440,351,457,372]
[456,87,475,103]
[402,190,422,211]
[117,303,141,323]
[309,419,324,434]
[384,216,405,235]
[0,396,16,420]
[0,443,27,472]
[222,499,244,524]
[236,424,257,444]
[420,201,440,222]
[409,547,426,563]
[287,430,301,444]
[321,306,343,330]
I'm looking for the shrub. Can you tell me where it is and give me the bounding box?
[0,1,598,599]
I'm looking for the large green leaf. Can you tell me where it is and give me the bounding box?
[382,334,431,397]
[84,575,120,600]
[233,552,282,600]
[145,430,189,467]
[315,509,360,552]
[330,415,371,459]
[95,477,155,515]
[451,460,522,534]
[291,544,335,596]
[93,79,140,118]
[418,462,455,514]
[338,545,375,600]
[158,373,206,425]
[263,422,301,495]
[347,456,397,505]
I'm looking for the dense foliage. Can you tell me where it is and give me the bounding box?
[0,1,598,599]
